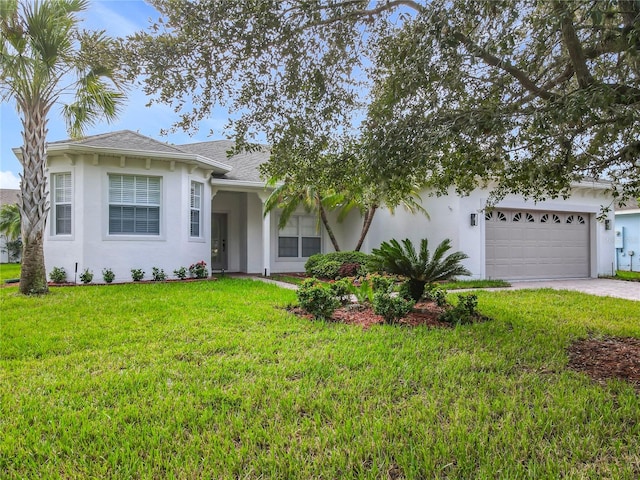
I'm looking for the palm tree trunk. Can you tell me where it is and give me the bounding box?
[354,205,377,252]
[318,203,341,252]
[19,105,50,294]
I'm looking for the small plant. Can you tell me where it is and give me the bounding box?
[79,268,94,284]
[49,267,67,283]
[373,292,415,324]
[151,267,167,282]
[173,266,188,280]
[189,260,208,279]
[102,268,115,283]
[131,268,145,282]
[424,285,448,307]
[347,278,375,305]
[439,294,479,325]
[297,279,340,320]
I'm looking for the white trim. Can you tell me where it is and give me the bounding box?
[104,172,164,239]
[615,209,640,216]
[15,144,233,173]
[51,172,73,238]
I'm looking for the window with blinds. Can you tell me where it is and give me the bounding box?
[53,173,72,235]
[277,215,321,258]
[190,181,203,237]
[108,174,161,235]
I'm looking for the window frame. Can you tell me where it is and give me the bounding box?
[277,215,322,259]
[107,174,161,236]
[52,172,72,236]
[189,181,204,238]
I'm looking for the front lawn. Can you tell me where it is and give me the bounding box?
[1,279,639,478]
[0,263,20,282]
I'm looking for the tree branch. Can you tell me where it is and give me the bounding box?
[555,1,594,88]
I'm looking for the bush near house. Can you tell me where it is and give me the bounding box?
[305,251,371,279]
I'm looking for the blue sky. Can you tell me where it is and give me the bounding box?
[0,0,232,189]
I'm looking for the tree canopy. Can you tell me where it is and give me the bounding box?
[131,0,640,206]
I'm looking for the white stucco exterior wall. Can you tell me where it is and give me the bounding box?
[44,153,212,283]
[356,186,615,280]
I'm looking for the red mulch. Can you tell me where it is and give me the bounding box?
[567,337,640,391]
[290,300,460,330]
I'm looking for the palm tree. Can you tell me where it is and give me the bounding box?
[0,203,21,241]
[1,0,125,294]
[369,238,471,301]
[263,181,343,252]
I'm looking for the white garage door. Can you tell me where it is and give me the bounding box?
[485,209,590,280]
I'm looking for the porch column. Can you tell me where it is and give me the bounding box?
[257,192,271,276]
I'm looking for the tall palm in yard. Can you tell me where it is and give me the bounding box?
[1,0,125,294]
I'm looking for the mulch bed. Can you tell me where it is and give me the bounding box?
[567,337,640,391]
[290,300,473,330]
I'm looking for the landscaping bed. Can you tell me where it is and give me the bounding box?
[568,336,640,391]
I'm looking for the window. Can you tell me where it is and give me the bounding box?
[109,174,160,235]
[53,173,72,235]
[190,181,203,237]
[278,216,321,258]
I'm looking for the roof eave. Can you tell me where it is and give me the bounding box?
[13,143,233,174]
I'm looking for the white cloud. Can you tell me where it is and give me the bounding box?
[0,171,21,189]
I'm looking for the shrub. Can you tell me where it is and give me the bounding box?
[305,251,371,279]
[151,267,167,282]
[131,269,145,282]
[311,260,342,279]
[49,267,66,283]
[439,294,479,325]
[297,279,340,320]
[369,238,470,301]
[79,269,93,284]
[102,268,115,284]
[370,274,395,294]
[337,262,361,278]
[173,266,188,280]
[373,292,415,324]
[189,260,208,279]
[329,278,352,305]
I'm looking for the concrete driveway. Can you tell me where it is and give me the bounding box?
[504,278,639,301]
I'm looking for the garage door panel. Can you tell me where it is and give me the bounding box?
[486,209,589,280]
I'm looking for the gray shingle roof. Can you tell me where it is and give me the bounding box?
[178,140,269,182]
[49,130,186,154]
[47,131,270,183]
[0,189,20,205]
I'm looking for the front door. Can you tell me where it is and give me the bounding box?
[211,213,228,271]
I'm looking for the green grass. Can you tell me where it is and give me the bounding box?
[614,270,640,282]
[441,278,511,289]
[2,279,640,478]
[0,263,20,282]
[269,274,307,285]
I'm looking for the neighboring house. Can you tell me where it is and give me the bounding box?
[12,130,616,282]
[0,188,21,263]
[614,199,640,272]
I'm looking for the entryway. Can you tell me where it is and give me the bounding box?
[211,212,228,271]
